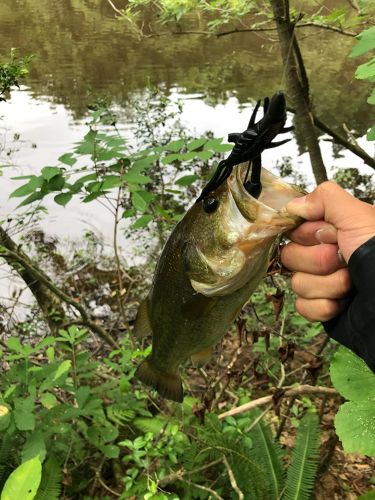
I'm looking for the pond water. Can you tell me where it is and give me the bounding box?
[0,0,374,273]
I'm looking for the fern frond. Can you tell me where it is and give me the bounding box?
[282,413,320,500]
[133,416,165,434]
[195,418,270,499]
[106,405,135,426]
[35,457,62,500]
[249,420,286,499]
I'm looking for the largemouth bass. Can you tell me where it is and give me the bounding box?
[134,92,305,402]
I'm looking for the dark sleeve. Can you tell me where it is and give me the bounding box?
[323,235,375,372]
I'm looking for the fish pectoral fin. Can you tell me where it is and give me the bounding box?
[134,297,152,338]
[181,293,217,320]
[135,357,183,403]
[191,345,213,367]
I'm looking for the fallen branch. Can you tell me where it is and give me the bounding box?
[218,385,339,419]
[223,456,244,500]
[0,246,119,349]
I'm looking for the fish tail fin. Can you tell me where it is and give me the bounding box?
[135,357,183,403]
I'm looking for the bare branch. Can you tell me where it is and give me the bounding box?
[296,22,357,37]
[223,456,244,500]
[0,246,119,348]
[312,115,375,170]
[106,0,124,17]
[218,385,339,419]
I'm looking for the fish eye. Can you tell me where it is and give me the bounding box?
[203,196,219,213]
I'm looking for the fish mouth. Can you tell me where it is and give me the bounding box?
[228,162,305,224]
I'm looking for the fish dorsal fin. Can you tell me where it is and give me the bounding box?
[134,297,152,338]
[191,345,213,367]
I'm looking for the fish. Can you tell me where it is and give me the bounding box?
[134,92,305,402]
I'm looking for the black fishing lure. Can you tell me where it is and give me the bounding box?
[196,91,293,204]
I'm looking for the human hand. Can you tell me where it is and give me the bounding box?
[281,181,375,322]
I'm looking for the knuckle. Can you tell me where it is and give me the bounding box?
[336,269,351,295]
[320,299,339,321]
[318,244,338,274]
[316,181,337,197]
[291,273,301,293]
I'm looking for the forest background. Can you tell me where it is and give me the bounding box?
[0,0,375,498]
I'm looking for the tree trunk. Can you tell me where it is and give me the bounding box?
[270,0,328,185]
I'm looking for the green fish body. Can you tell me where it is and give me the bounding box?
[135,163,304,402]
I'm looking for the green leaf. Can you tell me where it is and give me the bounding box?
[368,89,375,105]
[82,191,104,203]
[52,360,71,382]
[46,175,65,191]
[22,432,46,463]
[351,27,375,57]
[101,175,122,190]
[41,167,60,182]
[132,155,158,170]
[330,347,375,401]
[335,401,375,456]
[132,191,151,212]
[40,393,58,409]
[58,153,76,166]
[1,456,42,500]
[355,57,375,80]
[14,397,35,431]
[175,175,198,186]
[330,347,375,456]
[123,172,152,184]
[166,139,185,152]
[101,444,120,459]
[204,138,232,152]
[10,176,43,198]
[75,129,97,155]
[195,150,214,161]
[357,490,375,500]
[367,124,375,141]
[6,337,24,353]
[161,153,180,165]
[95,149,122,162]
[122,208,136,219]
[131,214,153,229]
[17,191,44,207]
[186,138,207,151]
[54,192,72,207]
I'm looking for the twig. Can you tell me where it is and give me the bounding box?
[158,459,222,488]
[106,0,124,17]
[180,478,224,499]
[296,22,357,37]
[275,334,330,438]
[223,456,244,500]
[218,385,338,419]
[96,472,121,497]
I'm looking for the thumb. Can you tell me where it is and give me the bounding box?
[286,181,365,228]
[287,181,375,261]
